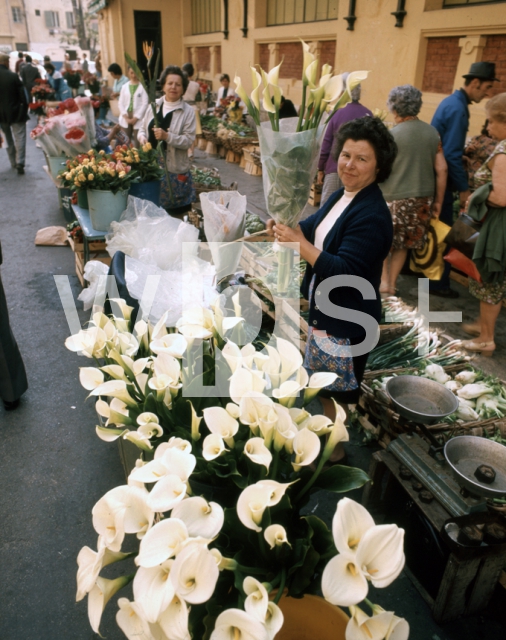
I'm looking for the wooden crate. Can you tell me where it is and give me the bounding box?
[244,161,262,176]
[68,235,106,253]
[308,183,322,207]
[197,137,207,151]
[225,150,241,164]
[205,141,219,156]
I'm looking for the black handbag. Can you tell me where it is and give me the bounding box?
[443,214,481,259]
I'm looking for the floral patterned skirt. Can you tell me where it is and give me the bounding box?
[388,196,433,250]
[469,275,506,305]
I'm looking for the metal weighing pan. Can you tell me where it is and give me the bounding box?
[386,375,459,424]
[444,436,506,499]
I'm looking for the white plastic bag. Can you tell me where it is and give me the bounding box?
[77,260,110,310]
[200,190,247,280]
[106,196,200,270]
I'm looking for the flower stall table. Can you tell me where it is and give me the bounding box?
[71,204,108,265]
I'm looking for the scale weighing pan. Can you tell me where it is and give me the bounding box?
[386,375,459,424]
[444,436,506,499]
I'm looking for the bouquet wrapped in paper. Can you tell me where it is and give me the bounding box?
[74,96,97,146]
[234,45,368,293]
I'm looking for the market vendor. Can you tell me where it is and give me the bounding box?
[44,63,72,102]
[267,117,396,462]
[137,65,196,217]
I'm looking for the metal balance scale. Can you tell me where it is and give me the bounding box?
[385,375,506,517]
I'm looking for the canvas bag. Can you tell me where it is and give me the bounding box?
[410,218,451,280]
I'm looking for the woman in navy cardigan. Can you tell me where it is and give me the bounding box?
[268,117,396,458]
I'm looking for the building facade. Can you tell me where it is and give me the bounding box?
[94,0,506,135]
[0,0,30,53]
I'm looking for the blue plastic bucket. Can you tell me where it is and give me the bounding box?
[129,180,162,206]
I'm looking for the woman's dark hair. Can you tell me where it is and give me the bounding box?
[107,63,123,76]
[25,54,32,63]
[44,63,55,73]
[182,62,194,77]
[332,116,398,183]
[220,74,230,83]
[160,65,189,93]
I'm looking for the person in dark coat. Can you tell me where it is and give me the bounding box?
[15,52,25,74]
[20,54,41,99]
[0,53,29,174]
[430,61,498,298]
[278,96,298,119]
[0,240,28,411]
[267,117,396,461]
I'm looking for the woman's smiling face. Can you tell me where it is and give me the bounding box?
[337,139,379,192]
[164,74,184,101]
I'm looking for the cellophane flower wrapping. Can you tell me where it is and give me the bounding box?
[74,96,97,146]
[64,125,91,155]
[30,125,61,157]
[200,190,247,281]
[257,117,324,228]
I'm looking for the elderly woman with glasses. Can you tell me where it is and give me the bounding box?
[380,84,448,296]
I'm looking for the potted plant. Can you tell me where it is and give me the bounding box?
[59,149,137,231]
[65,301,410,640]
[113,142,165,206]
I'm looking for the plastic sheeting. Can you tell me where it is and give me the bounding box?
[257,117,324,227]
[78,260,110,310]
[200,190,246,281]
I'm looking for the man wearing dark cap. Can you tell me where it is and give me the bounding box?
[430,61,498,298]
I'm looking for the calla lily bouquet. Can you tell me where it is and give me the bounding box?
[66,299,409,640]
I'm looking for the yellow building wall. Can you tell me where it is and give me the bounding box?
[96,0,506,136]
[0,0,29,50]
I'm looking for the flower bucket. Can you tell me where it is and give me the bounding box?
[275,594,348,640]
[47,155,68,178]
[76,189,88,209]
[128,180,162,206]
[87,189,128,232]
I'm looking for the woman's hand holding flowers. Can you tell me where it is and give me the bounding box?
[153,127,169,141]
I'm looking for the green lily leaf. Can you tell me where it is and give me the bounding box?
[313,465,370,493]
[303,515,336,556]
[288,545,320,597]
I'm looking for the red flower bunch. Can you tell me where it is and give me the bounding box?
[29,101,46,116]
[65,127,86,141]
[34,78,46,85]
[198,81,209,94]
[48,98,79,117]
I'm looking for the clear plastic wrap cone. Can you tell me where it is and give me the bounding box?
[257,117,325,228]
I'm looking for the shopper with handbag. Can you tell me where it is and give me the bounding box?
[461,92,506,357]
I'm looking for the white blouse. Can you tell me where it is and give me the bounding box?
[314,190,358,250]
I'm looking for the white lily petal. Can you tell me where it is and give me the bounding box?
[133,560,175,623]
[211,608,269,640]
[300,414,333,434]
[88,575,130,634]
[79,367,105,390]
[262,85,276,113]
[202,433,227,461]
[203,406,239,443]
[136,518,189,568]
[244,576,269,622]
[356,524,405,588]
[147,474,187,512]
[116,598,154,640]
[345,606,394,640]
[170,542,219,604]
[230,368,266,403]
[171,497,224,539]
[346,70,370,96]
[221,340,242,373]
[322,553,369,607]
[332,497,376,555]
[244,437,272,471]
[150,333,188,358]
[264,524,290,549]
[237,483,272,532]
[90,379,137,408]
[158,595,190,640]
[150,312,168,341]
[265,602,284,639]
[292,427,320,471]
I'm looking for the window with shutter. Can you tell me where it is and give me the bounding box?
[66,11,75,28]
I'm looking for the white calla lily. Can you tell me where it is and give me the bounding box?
[221,340,242,373]
[304,372,339,403]
[272,403,298,452]
[292,427,320,470]
[90,380,137,408]
[244,437,272,471]
[147,474,188,512]
[262,85,276,114]
[301,39,315,77]
[65,326,107,358]
[289,407,310,425]
[345,605,394,640]
[150,311,168,341]
[116,598,154,640]
[234,74,250,106]
[321,62,333,77]
[356,524,405,588]
[332,497,375,555]
[322,400,349,459]
[203,406,239,447]
[226,402,241,419]
[265,601,284,640]
[109,298,134,320]
[250,66,262,110]
[170,541,219,604]
[150,333,188,358]
[88,575,132,634]
[305,59,318,87]
[202,433,227,460]
[153,351,181,381]
[346,70,370,95]
[230,368,266,403]
[264,524,290,549]
[158,595,191,640]
[136,518,189,568]
[100,364,128,381]
[137,423,164,439]
[76,541,130,601]
[79,367,104,390]
[371,605,410,640]
[211,608,269,640]
[244,576,269,622]
[237,483,273,532]
[272,380,304,408]
[322,74,344,107]
[130,447,196,484]
[171,497,224,539]
[133,559,175,623]
[322,552,369,606]
[137,412,159,426]
[299,414,333,435]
